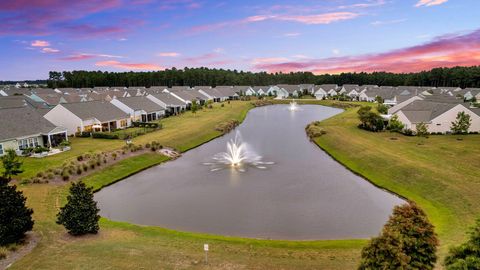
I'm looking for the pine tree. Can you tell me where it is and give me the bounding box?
[444,218,480,269]
[0,177,34,245]
[1,149,23,180]
[359,202,438,269]
[56,181,100,236]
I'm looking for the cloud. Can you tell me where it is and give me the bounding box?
[283,32,301,37]
[0,0,133,36]
[59,53,124,61]
[31,40,50,47]
[338,0,386,9]
[157,52,181,57]
[95,60,163,70]
[42,48,60,53]
[185,12,359,35]
[252,28,480,74]
[371,19,407,26]
[332,49,341,55]
[415,0,448,7]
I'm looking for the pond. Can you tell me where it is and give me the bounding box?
[95,104,403,240]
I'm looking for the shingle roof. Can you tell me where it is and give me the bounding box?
[150,93,185,106]
[61,101,129,122]
[0,107,64,141]
[117,96,164,113]
[399,100,460,123]
[0,96,28,109]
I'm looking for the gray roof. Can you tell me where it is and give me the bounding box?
[316,84,338,91]
[277,84,300,94]
[174,90,206,101]
[0,107,65,141]
[61,101,129,122]
[150,93,185,106]
[117,96,164,113]
[399,100,460,123]
[0,96,28,109]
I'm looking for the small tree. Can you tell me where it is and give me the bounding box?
[416,122,429,137]
[387,115,405,132]
[0,177,34,245]
[1,149,23,180]
[375,95,384,104]
[450,111,472,134]
[377,103,388,114]
[56,181,100,236]
[444,218,480,269]
[191,100,198,114]
[359,202,438,270]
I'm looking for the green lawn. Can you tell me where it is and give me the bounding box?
[311,105,480,259]
[7,100,479,269]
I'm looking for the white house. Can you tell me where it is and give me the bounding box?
[110,96,165,122]
[146,93,186,115]
[44,101,131,134]
[314,86,328,100]
[394,100,480,133]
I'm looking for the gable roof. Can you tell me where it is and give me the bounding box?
[61,101,129,122]
[0,107,64,141]
[117,96,164,113]
[150,93,185,106]
[398,100,460,123]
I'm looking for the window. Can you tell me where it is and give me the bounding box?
[0,144,3,155]
[120,120,127,127]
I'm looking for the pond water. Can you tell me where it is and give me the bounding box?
[95,104,403,240]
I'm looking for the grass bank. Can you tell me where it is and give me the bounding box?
[311,104,480,260]
[10,101,366,269]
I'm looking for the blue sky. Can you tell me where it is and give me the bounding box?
[1,0,479,80]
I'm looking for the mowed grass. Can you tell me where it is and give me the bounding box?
[312,105,480,259]
[11,102,251,179]
[10,101,366,270]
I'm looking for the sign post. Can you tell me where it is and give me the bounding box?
[204,244,209,265]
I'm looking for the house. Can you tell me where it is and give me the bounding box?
[0,107,68,156]
[394,100,480,133]
[110,96,165,122]
[244,87,257,96]
[278,85,301,97]
[313,86,328,100]
[232,86,253,96]
[44,101,131,134]
[253,86,268,96]
[197,87,224,102]
[388,95,423,114]
[328,88,338,97]
[215,86,239,100]
[299,84,315,94]
[146,93,186,115]
[339,84,359,96]
[171,90,207,106]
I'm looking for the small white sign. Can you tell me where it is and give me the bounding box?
[204,244,209,251]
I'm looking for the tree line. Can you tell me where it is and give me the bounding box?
[47,66,480,89]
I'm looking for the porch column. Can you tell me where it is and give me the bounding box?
[47,133,52,149]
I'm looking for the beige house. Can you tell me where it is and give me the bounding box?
[394,100,480,133]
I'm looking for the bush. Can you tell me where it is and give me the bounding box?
[76,155,84,162]
[111,152,117,160]
[56,182,100,236]
[89,161,96,169]
[91,132,119,139]
[444,218,480,269]
[75,132,91,138]
[403,129,414,136]
[305,121,327,139]
[36,171,44,178]
[76,166,82,175]
[215,120,240,134]
[47,173,54,179]
[359,202,438,270]
[0,177,34,245]
[61,171,70,181]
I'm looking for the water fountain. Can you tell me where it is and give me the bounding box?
[205,131,273,172]
[288,99,299,111]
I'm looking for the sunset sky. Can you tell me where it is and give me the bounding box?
[1,0,479,80]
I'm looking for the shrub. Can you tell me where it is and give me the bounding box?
[36,171,44,178]
[96,158,101,166]
[403,129,414,136]
[56,182,100,236]
[0,177,34,245]
[19,178,31,185]
[215,119,240,134]
[444,217,480,269]
[91,132,119,139]
[82,163,88,172]
[416,122,429,137]
[359,202,438,270]
[145,143,151,148]
[61,171,70,181]
[103,158,107,164]
[47,173,54,179]
[89,161,96,169]
[76,166,82,175]
[76,155,84,162]
[54,168,62,175]
[221,104,225,107]
[305,121,327,139]
[111,152,117,160]
[1,149,24,180]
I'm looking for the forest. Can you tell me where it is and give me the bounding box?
[46,66,480,89]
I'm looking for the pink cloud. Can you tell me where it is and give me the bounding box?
[415,0,448,7]
[252,28,480,74]
[185,12,359,35]
[59,53,123,61]
[42,47,60,53]
[31,40,50,47]
[0,0,127,36]
[95,60,163,70]
[157,52,181,57]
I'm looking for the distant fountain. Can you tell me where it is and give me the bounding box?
[288,99,299,111]
[205,131,273,172]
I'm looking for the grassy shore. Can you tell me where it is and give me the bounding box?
[311,104,480,259]
[10,100,365,269]
[7,99,479,269]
